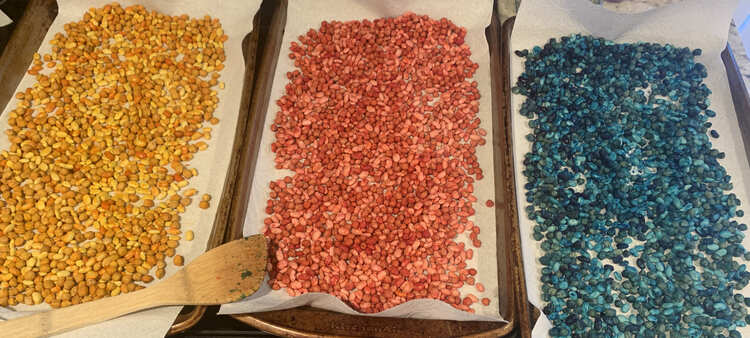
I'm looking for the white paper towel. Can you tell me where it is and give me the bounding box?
[0,9,11,27]
[510,0,750,336]
[0,0,261,337]
[219,0,505,322]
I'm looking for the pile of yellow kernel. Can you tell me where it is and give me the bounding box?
[0,3,225,308]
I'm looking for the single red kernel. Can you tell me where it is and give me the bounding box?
[486,199,494,207]
[481,298,490,306]
[476,282,485,292]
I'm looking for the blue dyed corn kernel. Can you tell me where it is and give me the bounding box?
[515,34,747,336]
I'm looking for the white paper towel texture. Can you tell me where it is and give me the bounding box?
[219,0,505,322]
[510,0,749,336]
[0,9,11,27]
[0,0,261,337]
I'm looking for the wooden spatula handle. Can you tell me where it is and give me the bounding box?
[0,236,266,337]
[0,284,171,338]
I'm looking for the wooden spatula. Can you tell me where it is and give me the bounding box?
[0,235,267,338]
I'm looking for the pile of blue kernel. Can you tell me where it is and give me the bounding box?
[514,35,750,337]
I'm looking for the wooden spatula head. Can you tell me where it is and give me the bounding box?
[180,234,268,304]
[0,235,268,338]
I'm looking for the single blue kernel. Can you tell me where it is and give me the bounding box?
[710,130,719,138]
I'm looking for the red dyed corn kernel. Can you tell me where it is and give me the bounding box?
[263,13,488,313]
[476,282,485,292]
[482,298,490,306]
[486,199,494,207]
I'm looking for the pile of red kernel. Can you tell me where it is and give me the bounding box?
[263,13,490,313]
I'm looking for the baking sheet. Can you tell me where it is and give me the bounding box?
[0,0,261,337]
[509,0,750,336]
[219,0,503,322]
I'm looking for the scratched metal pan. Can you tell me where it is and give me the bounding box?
[0,0,260,334]
[225,0,526,336]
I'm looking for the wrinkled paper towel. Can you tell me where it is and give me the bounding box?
[220,0,504,322]
[510,0,749,336]
[0,0,261,337]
